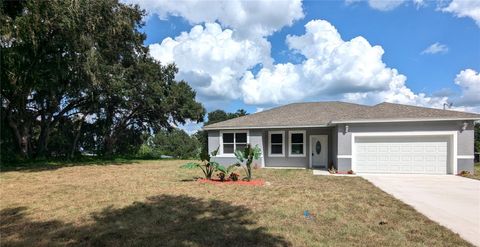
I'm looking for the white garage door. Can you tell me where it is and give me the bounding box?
[354,136,450,174]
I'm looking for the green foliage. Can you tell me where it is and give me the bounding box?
[180,147,220,179]
[136,144,163,159]
[150,129,200,159]
[216,163,239,174]
[234,144,262,181]
[0,0,205,162]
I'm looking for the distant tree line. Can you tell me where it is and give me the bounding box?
[1,0,205,163]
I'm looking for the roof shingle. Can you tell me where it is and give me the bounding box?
[204,101,480,129]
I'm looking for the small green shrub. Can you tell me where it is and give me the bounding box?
[234,144,262,181]
[181,147,220,179]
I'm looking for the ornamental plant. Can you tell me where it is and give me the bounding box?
[216,163,240,181]
[234,144,262,181]
[181,147,220,179]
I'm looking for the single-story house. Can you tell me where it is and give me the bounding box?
[203,102,480,174]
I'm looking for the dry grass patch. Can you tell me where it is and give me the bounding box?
[1,160,472,246]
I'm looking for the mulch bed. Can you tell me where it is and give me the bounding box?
[197,178,265,186]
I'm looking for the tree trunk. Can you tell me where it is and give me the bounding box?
[6,111,29,159]
[70,116,85,158]
[103,135,116,157]
[37,123,50,158]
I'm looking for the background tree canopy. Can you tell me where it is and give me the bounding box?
[195,109,249,158]
[1,0,205,163]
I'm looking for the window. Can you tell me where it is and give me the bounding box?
[289,131,306,157]
[221,131,248,154]
[268,131,285,157]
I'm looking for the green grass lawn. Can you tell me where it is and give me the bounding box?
[0,160,472,246]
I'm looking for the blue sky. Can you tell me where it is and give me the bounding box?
[125,0,480,131]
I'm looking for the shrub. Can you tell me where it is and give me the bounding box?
[229,172,239,181]
[234,144,262,181]
[458,170,471,176]
[216,163,240,181]
[181,147,220,179]
[328,168,337,174]
[217,172,226,181]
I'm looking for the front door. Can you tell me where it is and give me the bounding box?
[310,135,328,168]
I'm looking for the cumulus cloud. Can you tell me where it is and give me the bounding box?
[149,23,270,101]
[346,0,425,11]
[421,42,449,54]
[123,0,304,38]
[349,0,480,27]
[441,0,480,27]
[453,69,480,107]
[240,19,447,108]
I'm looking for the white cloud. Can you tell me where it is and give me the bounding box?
[149,23,269,101]
[441,0,480,27]
[346,0,425,11]
[123,0,304,38]
[368,0,406,11]
[240,19,447,108]
[421,42,449,54]
[349,0,480,27]
[453,69,480,107]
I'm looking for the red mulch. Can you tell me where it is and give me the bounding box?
[197,178,265,186]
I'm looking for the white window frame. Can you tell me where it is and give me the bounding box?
[219,130,249,157]
[268,131,285,157]
[289,130,306,157]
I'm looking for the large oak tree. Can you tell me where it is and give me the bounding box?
[1,0,205,160]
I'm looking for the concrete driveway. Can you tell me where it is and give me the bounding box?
[360,174,480,246]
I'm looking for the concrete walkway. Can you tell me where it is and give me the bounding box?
[360,174,480,246]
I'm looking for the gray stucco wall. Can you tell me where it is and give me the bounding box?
[208,120,475,172]
[458,159,475,174]
[336,120,475,173]
[262,128,333,168]
[208,127,334,168]
[207,129,264,167]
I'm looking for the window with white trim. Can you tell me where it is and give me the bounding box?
[289,131,306,157]
[222,131,248,154]
[268,131,284,157]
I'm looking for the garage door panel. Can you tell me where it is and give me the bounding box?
[355,135,449,174]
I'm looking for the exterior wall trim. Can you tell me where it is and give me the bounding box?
[330,118,479,124]
[204,125,330,130]
[351,131,458,174]
[458,155,475,159]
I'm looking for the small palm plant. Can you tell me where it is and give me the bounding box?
[181,147,220,180]
[234,144,262,181]
[216,163,240,181]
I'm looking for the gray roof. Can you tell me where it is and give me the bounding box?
[204,101,480,130]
